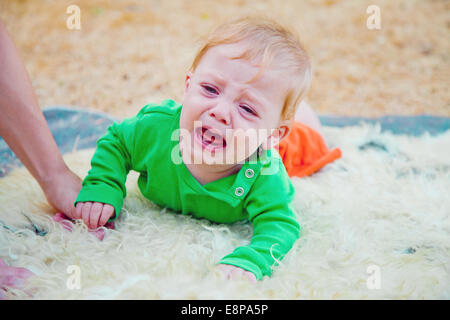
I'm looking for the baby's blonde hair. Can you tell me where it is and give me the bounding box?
[190,16,312,122]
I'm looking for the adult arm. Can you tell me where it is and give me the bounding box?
[0,19,81,215]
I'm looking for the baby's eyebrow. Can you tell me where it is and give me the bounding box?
[201,72,226,86]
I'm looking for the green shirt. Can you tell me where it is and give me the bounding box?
[75,99,300,279]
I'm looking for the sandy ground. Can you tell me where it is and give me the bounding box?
[0,0,449,119]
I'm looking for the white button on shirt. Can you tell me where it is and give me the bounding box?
[234,187,244,197]
[245,168,255,178]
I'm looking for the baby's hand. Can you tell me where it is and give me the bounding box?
[73,201,115,230]
[217,264,257,283]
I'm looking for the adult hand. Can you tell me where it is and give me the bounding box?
[41,166,82,217]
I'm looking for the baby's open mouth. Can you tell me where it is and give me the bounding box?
[196,126,227,149]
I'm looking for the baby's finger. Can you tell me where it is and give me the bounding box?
[89,202,103,229]
[81,202,92,228]
[218,264,234,279]
[243,271,257,283]
[73,202,83,220]
[219,264,256,283]
[98,204,115,227]
[230,266,244,279]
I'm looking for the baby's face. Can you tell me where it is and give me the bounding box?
[180,42,290,166]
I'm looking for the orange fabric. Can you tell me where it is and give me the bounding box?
[274,121,342,178]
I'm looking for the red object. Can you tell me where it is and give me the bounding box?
[52,213,115,241]
[0,258,34,299]
[275,121,342,178]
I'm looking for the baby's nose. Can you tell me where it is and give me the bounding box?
[209,106,231,126]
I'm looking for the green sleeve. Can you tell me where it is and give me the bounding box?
[74,118,136,221]
[219,162,300,280]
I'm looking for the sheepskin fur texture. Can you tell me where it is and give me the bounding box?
[0,123,449,299]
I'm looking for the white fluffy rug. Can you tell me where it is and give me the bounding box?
[1,123,449,299]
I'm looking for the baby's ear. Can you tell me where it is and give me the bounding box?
[184,72,192,92]
[260,120,292,150]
